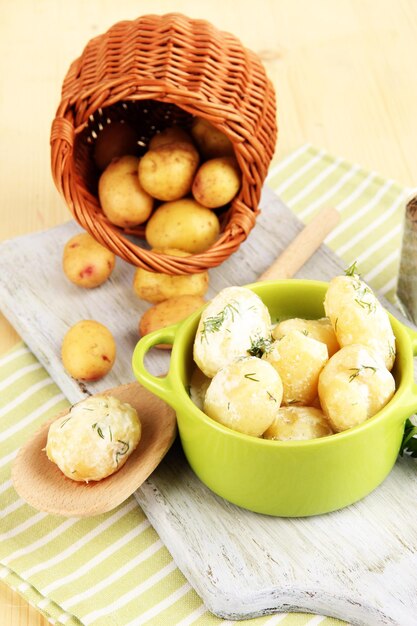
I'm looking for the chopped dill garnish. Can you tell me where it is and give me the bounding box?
[115,440,130,465]
[244,372,259,382]
[345,261,359,277]
[348,365,377,382]
[302,329,309,336]
[92,422,105,439]
[266,391,277,402]
[59,416,72,428]
[354,297,376,314]
[248,335,272,358]
[200,301,240,342]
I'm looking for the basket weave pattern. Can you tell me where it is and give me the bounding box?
[50,13,277,274]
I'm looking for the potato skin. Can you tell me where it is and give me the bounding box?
[192,157,241,209]
[318,344,395,432]
[139,295,206,349]
[263,406,333,441]
[94,121,138,171]
[264,330,329,406]
[204,356,283,437]
[133,248,209,304]
[145,198,220,254]
[273,317,339,357]
[324,274,396,370]
[148,126,194,150]
[98,155,154,228]
[61,320,116,381]
[191,117,234,159]
[138,142,199,202]
[63,232,115,288]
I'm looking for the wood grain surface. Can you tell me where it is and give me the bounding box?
[2,1,417,624]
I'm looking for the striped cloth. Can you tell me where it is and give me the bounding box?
[0,144,410,626]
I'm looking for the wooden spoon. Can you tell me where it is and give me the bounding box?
[12,206,339,517]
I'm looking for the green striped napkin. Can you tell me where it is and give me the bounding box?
[0,144,409,626]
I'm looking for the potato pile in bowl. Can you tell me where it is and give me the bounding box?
[191,266,396,440]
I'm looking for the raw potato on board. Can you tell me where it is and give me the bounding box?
[139,295,206,348]
[133,248,209,303]
[61,320,116,381]
[62,232,115,288]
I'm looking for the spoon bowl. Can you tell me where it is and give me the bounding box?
[12,382,176,517]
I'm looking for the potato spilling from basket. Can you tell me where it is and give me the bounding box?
[95,118,241,255]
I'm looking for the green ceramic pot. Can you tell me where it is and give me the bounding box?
[132,279,417,517]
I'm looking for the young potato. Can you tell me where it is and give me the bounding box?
[46,395,141,482]
[61,320,116,381]
[324,270,396,370]
[133,248,209,303]
[93,121,139,171]
[191,117,234,159]
[318,344,395,432]
[194,286,272,378]
[63,232,115,288]
[145,198,220,254]
[138,142,199,201]
[139,295,206,349]
[263,406,333,441]
[98,155,153,228]
[273,317,339,357]
[190,366,211,410]
[192,157,241,209]
[264,330,329,406]
[148,126,194,150]
[204,356,283,437]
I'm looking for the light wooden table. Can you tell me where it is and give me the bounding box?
[1,1,417,624]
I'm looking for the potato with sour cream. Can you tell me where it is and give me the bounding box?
[193,286,272,378]
[264,330,329,406]
[263,406,333,441]
[324,266,396,370]
[46,395,141,482]
[318,344,395,432]
[273,317,339,357]
[204,356,283,437]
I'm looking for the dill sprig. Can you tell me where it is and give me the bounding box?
[59,415,72,429]
[200,301,240,342]
[345,261,359,277]
[348,365,377,382]
[115,440,130,465]
[244,372,259,382]
[247,335,272,358]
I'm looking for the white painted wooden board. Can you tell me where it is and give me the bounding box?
[1,186,417,625]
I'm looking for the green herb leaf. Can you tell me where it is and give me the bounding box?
[345,261,359,277]
[60,416,72,428]
[348,365,377,382]
[115,440,130,465]
[248,335,272,358]
[244,372,259,382]
[400,419,417,457]
[200,301,240,342]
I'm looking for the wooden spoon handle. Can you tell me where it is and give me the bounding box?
[258,206,340,281]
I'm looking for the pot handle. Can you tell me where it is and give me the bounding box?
[132,324,179,407]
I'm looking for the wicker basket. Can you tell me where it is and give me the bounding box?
[50,13,277,274]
